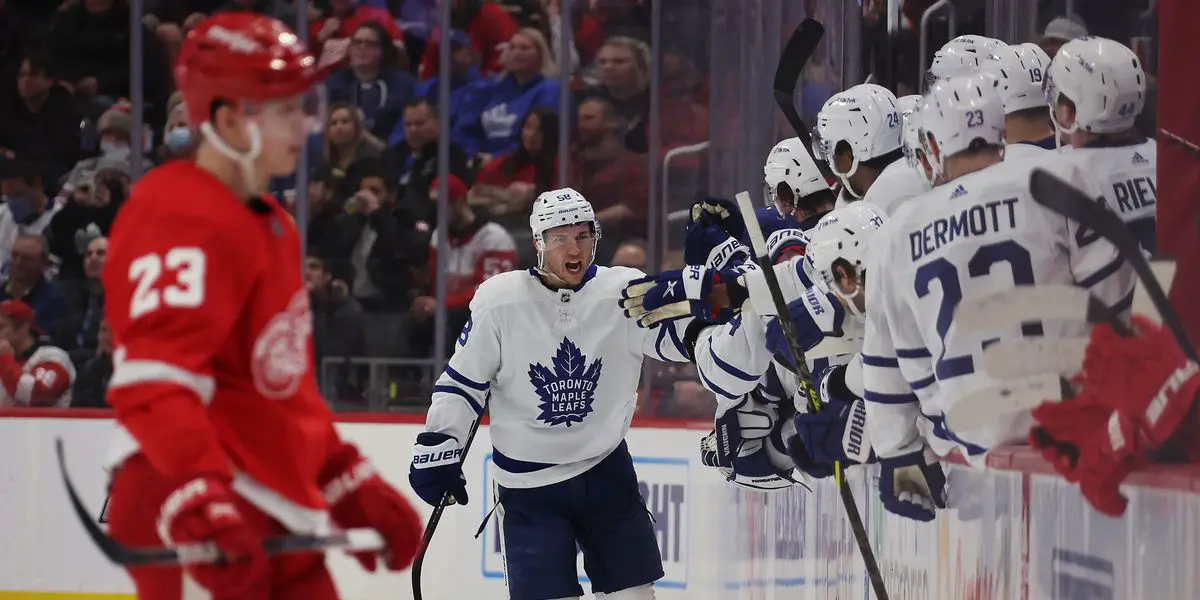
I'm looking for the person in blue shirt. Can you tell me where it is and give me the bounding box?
[453,27,561,159]
[326,22,418,140]
[388,29,484,148]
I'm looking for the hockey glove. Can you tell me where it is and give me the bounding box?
[789,365,875,472]
[701,410,808,492]
[707,392,780,467]
[409,432,469,507]
[690,196,747,241]
[157,476,268,597]
[321,443,423,572]
[684,224,749,271]
[620,265,716,328]
[878,447,947,522]
[764,288,844,368]
[1029,317,1200,516]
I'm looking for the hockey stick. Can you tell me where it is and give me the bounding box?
[55,439,384,567]
[773,18,826,151]
[735,192,890,600]
[412,393,490,600]
[1029,168,1198,361]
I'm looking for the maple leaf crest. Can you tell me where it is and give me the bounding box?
[529,338,603,427]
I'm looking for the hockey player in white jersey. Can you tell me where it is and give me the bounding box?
[410,188,696,600]
[979,42,1058,158]
[861,72,1136,521]
[814,84,913,213]
[1046,36,1157,253]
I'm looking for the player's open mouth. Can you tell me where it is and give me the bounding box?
[565,261,583,275]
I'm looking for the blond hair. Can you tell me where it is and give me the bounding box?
[508,27,559,78]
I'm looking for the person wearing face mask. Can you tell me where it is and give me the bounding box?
[0,158,62,277]
[161,92,195,160]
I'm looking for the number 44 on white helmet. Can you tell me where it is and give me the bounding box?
[1044,36,1147,135]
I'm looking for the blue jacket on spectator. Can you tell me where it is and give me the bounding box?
[387,66,483,148]
[326,67,418,141]
[454,73,560,157]
[0,278,66,336]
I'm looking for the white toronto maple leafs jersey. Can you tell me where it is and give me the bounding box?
[423,265,691,489]
[694,258,851,415]
[862,154,1136,465]
[860,159,930,216]
[1064,138,1157,254]
[1003,141,1052,162]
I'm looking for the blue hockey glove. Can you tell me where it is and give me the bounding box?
[787,365,875,478]
[765,288,845,368]
[408,432,469,507]
[701,404,808,493]
[620,265,715,328]
[739,206,800,248]
[764,227,810,264]
[878,447,948,522]
[690,196,747,241]
[684,223,749,270]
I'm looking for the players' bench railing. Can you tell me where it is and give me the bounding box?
[318,356,440,412]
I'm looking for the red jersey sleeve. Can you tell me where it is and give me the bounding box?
[454,225,516,309]
[103,185,260,482]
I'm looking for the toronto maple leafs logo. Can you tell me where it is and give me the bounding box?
[528,338,603,427]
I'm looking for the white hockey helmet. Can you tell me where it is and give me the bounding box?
[925,35,1003,89]
[812,84,902,198]
[804,202,887,316]
[919,72,1006,181]
[944,34,1006,55]
[1044,36,1146,134]
[530,187,601,271]
[764,137,832,216]
[981,43,1052,114]
[897,96,935,185]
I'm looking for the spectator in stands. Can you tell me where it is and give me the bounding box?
[471,106,559,220]
[389,98,471,230]
[0,235,65,338]
[52,0,171,126]
[48,157,126,279]
[310,0,406,66]
[587,36,707,155]
[71,317,110,408]
[455,27,561,158]
[54,234,104,367]
[0,299,74,408]
[0,52,81,186]
[410,174,516,358]
[306,255,366,390]
[321,103,385,180]
[610,238,646,270]
[327,22,418,140]
[570,96,648,242]
[59,103,135,195]
[159,92,193,161]
[419,0,519,80]
[0,159,63,275]
[390,29,482,147]
[305,165,342,254]
[317,158,421,311]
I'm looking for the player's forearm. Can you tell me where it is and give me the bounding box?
[426,367,490,442]
[111,387,233,481]
[693,307,772,399]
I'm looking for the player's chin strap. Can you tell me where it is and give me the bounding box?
[199,120,264,194]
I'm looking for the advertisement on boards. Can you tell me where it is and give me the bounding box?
[1028,474,1122,600]
[478,451,691,591]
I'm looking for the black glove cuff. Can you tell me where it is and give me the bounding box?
[683,318,716,362]
[824,364,856,401]
[726,278,749,309]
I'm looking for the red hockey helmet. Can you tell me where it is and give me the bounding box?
[175,11,330,129]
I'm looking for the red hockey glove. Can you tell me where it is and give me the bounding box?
[1030,316,1200,516]
[320,443,423,572]
[157,476,268,597]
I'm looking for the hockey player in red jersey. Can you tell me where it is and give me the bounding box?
[101,12,421,600]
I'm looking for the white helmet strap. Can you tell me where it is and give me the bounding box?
[199,120,264,193]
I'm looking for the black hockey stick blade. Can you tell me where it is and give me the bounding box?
[56,439,383,567]
[1028,169,1197,360]
[773,18,825,149]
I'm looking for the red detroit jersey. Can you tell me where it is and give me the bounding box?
[103,162,338,532]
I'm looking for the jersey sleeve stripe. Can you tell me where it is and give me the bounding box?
[895,347,931,359]
[707,345,760,382]
[431,384,485,415]
[864,390,919,405]
[1109,288,1134,315]
[109,359,216,403]
[907,373,936,391]
[861,354,900,368]
[444,366,490,391]
[652,320,688,362]
[696,367,741,400]
[1077,254,1126,289]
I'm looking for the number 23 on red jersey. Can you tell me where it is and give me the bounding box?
[128,247,207,318]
